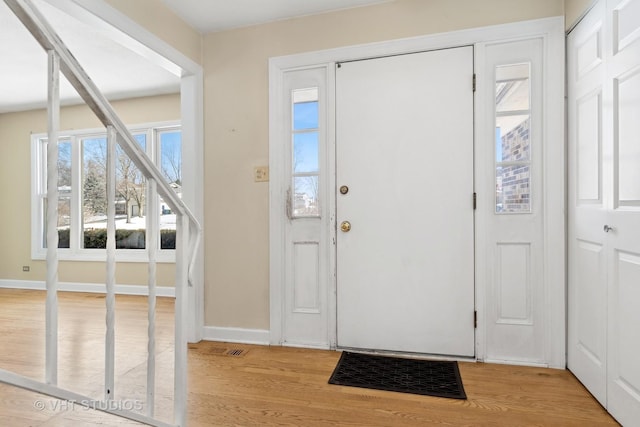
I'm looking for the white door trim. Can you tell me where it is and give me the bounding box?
[269,17,565,367]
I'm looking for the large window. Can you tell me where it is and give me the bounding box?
[32,122,181,261]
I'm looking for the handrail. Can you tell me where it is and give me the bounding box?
[4,0,202,281]
[2,0,201,425]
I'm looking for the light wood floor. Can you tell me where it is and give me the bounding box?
[0,289,618,426]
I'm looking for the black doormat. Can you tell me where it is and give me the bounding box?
[328,351,466,399]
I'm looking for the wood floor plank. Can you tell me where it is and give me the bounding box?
[0,289,618,426]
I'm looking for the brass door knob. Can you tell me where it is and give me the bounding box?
[340,221,351,232]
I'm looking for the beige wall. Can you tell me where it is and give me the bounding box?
[0,94,181,286]
[565,0,598,30]
[202,0,564,330]
[104,0,202,65]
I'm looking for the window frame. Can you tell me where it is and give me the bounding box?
[31,120,181,263]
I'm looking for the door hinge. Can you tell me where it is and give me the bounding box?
[474,310,477,328]
[472,74,476,92]
[473,192,477,210]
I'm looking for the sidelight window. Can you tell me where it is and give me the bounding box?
[291,87,320,217]
[495,63,532,214]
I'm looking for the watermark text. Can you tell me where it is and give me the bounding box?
[33,398,144,412]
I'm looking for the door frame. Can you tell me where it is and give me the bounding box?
[269,17,565,366]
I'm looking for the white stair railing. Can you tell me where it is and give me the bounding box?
[0,1,201,426]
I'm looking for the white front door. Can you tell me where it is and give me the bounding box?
[335,47,475,356]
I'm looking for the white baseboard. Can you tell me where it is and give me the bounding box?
[202,326,270,345]
[0,279,175,298]
[483,358,550,368]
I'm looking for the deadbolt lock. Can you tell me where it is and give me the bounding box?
[340,221,351,232]
[339,185,349,195]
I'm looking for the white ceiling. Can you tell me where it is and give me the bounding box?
[160,0,391,34]
[0,0,388,114]
[0,0,181,114]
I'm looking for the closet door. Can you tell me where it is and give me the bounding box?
[567,0,608,406]
[605,0,640,424]
[569,1,640,424]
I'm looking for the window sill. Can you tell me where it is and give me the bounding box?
[32,249,176,263]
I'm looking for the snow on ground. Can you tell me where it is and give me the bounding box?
[82,214,177,230]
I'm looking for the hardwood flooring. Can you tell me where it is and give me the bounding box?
[0,289,618,426]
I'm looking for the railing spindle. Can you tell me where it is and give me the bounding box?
[147,178,158,417]
[105,125,117,400]
[174,214,189,426]
[45,49,60,386]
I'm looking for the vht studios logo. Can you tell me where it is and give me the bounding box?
[33,399,144,412]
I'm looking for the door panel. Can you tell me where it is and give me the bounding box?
[335,47,475,356]
[281,67,330,348]
[569,0,640,423]
[568,1,608,405]
[481,38,546,365]
[607,1,640,422]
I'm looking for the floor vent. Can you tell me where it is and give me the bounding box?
[226,349,246,357]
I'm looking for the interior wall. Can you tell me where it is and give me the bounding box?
[564,0,598,30]
[103,0,202,65]
[0,94,181,287]
[202,0,564,330]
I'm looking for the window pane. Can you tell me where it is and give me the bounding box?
[496,165,530,213]
[134,133,146,150]
[293,88,318,130]
[293,176,319,216]
[496,63,531,214]
[57,140,72,248]
[115,144,146,249]
[82,138,107,248]
[496,116,530,162]
[81,136,149,249]
[41,139,72,248]
[112,133,147,249]
[496,64,530,113]
[42,198,71,249]
[293,132,319,173]
[160,130,181,186]
[159,130,181,249]
[57,140,72,187]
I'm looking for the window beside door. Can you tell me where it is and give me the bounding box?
[495,63,532,214]
[291,87,320,218]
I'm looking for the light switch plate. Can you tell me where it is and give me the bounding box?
[254,166,269,182]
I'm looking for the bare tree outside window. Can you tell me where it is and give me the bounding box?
[116,145,146,223]
[36,125,180,254]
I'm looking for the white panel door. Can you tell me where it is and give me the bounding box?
[569,1,640,424]
[281,66,331,348]
[567,0,608,405]
[480,38,547,365]
[606,0,640,424]
[335,47,475,356]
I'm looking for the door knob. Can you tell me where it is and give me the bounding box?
[604,225,614,233]
[340,221,351,232]
[340,185,349,195]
